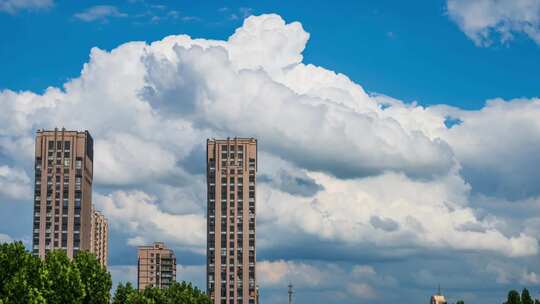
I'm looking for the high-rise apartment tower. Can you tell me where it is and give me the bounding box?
[207,138,257,304]
[32,128,108,266]
[91,207,108,266]
[137,242,177,291]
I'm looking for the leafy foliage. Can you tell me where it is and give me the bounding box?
[0,242,48,304]
[0,242,110,304]
[43,250,85,304]
[74,251,112,304]
[112,282,137,304]
[522,289,535,304]
[506,290,522,304]
[0,242,211,304]
[112,281,212,304]
[503,289,540,304]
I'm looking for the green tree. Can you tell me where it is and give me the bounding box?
[113,281,212,304]
[456,301,465,304]
[0,242,47,304]
[506,290,522,304]
[127,292,154,304]
[27,287,47,304]
[1,243,208,304]
[163,282,212,304]
[74,251,112,304]
[142,287,166,303]
[113,282,138,304]
[43,250,85,304]
[522,288,534,304]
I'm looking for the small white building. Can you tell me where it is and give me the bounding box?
[430,294,447,304]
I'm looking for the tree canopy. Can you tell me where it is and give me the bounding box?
[0,242,109,304]
[112,281,211,304]
[0,241,211,304]
[503,289,540,304]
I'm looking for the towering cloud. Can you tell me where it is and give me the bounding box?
[1,13,540,304]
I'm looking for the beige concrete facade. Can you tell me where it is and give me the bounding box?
[137,242,177,291]
[91,208,108,266]
[431,294,447,304]
[207,138,257,304]
[32,128,108,267]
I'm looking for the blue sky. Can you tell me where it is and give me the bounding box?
[2,1,540,304]
[1,0,539,109]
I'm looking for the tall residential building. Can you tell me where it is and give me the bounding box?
[206,138,257,304]
[137,242,177,291]
[91,208,108,266]
[32,128,108,266]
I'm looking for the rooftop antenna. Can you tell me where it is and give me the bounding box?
[288,283,293,304]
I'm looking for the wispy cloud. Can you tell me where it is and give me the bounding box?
[239,7,252,18]
[0,0,53,14]
[129,3,200,25]
[447,0,540,46]
[149,4,166,10]
[74,5,127,22]
[221,6,253,21]
[181,15,201,22]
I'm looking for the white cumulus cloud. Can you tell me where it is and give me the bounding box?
[0,15,539,300]
[0,165,32,200]
[94,191,206,253]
